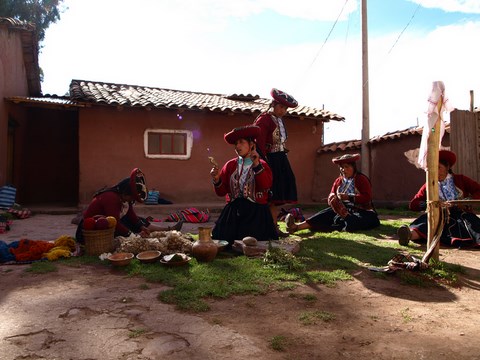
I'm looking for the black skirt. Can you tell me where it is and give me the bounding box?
[267,151,297,205]
[410,208,480,247]
[212,198,279,246]
[307,206,380,232]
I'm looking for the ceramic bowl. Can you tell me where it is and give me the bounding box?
[108,252,134,266]
[160,253,191,267]
[136,250,162,263]
[213,240,229,252]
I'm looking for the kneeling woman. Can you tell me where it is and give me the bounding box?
[286,153,380,233]
[76,168,183,242]
[210,125,279,246]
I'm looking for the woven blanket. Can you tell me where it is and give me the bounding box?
[164,207,210,223]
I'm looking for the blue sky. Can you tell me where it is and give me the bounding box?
[40,0,480,143]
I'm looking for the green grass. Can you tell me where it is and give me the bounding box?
[299,310,336,325]
[25,261,58,273]
[45,214,465,312]
[269,335,289,351]
[128,328,147,338]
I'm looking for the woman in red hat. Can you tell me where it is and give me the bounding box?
[210,125,278,246]
[398,150,480,247]
[254,88,299,237]
[75,168,183,242]
[285,153,380,234]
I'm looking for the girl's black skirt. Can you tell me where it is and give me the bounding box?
[212,198,279,246]
[267,151,297,205]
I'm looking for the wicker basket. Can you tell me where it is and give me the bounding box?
[83,227,115,256]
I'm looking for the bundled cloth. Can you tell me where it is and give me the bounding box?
[7,207,32,219]
[0,185,16,209]
[277,207,305,222]
[164,207,210,223]
[0,235,77,263]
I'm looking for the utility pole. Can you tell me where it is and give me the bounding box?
[361,0,370,176]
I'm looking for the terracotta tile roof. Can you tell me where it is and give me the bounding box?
[69,80,345,122]
[6,95,81,108]
[0,17,41,96]
[319,123,451,153]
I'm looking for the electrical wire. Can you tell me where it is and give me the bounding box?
[296,0,350,88]
[387,2,421,54]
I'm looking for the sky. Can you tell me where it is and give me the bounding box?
[39,0,480,143]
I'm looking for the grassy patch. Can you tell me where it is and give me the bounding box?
[299,310,336,325]
[269,335,289,351]
[400,307,413,322]
[55,215,465,312]
[25,261,58,274]
[128,328,147,338]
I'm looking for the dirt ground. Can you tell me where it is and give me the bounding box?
[1,211,480,360]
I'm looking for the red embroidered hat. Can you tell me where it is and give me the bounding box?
[129,168,148,203]
[270,88,298,108]
[332,153,361,165]
[224,125,261,144]
[439,150,456,167]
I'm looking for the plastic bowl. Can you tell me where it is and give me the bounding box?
[136,250,162,263]
[108,252,134,266]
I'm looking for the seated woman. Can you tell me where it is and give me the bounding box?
[398,150,480,247]
[286,153,380,234]
[210,125,279,246]
[75,168,183,242]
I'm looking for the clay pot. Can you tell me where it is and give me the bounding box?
[192,227,218,262]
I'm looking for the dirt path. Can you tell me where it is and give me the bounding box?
[1,214,480,359]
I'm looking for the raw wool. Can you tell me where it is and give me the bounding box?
[114,230,193,254]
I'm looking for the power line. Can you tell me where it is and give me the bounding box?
[387,3,421,54]
[296,0,350,88]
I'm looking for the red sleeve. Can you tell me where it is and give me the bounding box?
[454,174,480,199]
[328,177,342,197]
[254,113,275,156]
[213,159,235,197]
[409,184,427,211]
[353,173,373,205]
[83,191,133,236]
[254,159,273,189]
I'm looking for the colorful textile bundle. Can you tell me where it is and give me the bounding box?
[164,207,210,223]
[0,185,16,209]
[0,235,77,263]
[7,208,32,219]
[145,190,160,205]
[277,207,305,222]
[10,239,55,262]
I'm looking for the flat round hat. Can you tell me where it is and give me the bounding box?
[332,153,360,165]
[129,168,148,203]
[439,150,456,167]
[224,125,261,144]
[270,88,298,108]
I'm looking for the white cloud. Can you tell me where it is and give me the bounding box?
[408,0,480,13]
[40,0,480,144]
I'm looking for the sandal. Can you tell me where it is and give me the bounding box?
[397,225,411,246]
[285,213,298,234]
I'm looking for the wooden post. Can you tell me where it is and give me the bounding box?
[470,90,474,112]
[425,98,443,261]
[361,0,370,177]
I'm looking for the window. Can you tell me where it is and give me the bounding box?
[144,129,193,160]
